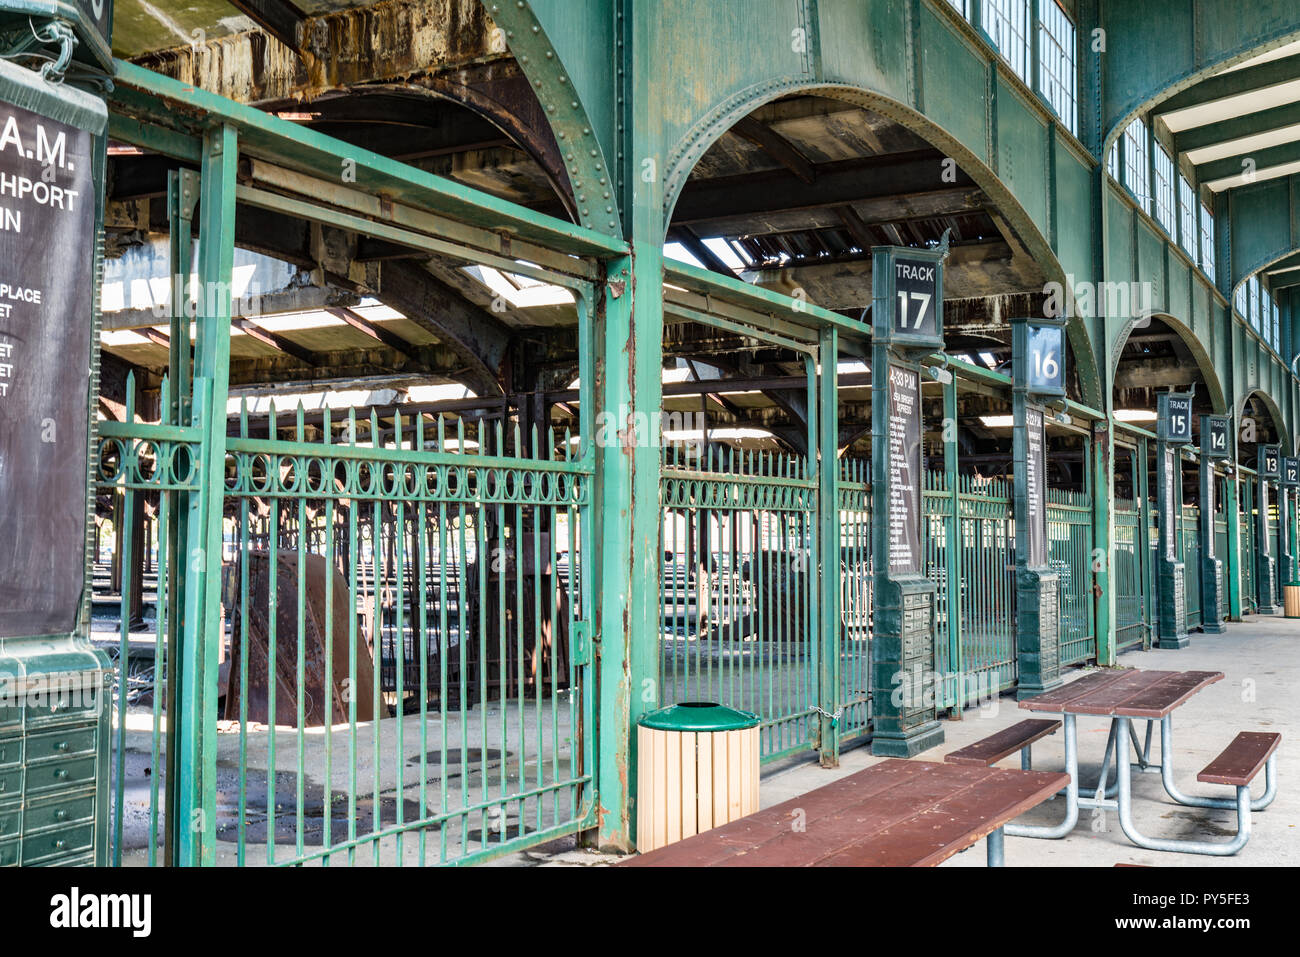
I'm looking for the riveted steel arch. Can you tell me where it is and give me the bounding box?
[1099,1,1300,154]
[1238,387,1291,451]
[661,79,1106,411]
[485,0,622,237]
[1109,310,1230,414]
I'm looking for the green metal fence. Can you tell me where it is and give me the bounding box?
[102,393,597,866]
[1048,487,1096,665]
[954,474,1017,695]
[659,445,819,762]
[922,470,956,704]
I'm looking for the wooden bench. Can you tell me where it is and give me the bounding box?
[1197,732,1282,787]
[944,718,1062,768]
[620,759,1068,867]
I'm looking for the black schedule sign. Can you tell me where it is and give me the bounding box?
[886,363,922,574]
[1026,405,1046,567]
[0,101,94,637]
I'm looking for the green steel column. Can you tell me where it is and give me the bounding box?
[1010,316,1064,697]
[1093,422,1116,665]
[1136,436,1154,648]
[163,170,198,860]
[817,327,840,767]
[1154,439,1189,648]
[1226,468,1243,620]
[1198,416,1227,633]
[175,125,238,866]
[1256,447,1281,614]
[597,0,664,851]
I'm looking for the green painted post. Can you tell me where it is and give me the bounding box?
[869,243,946,757]
[817,327,840,766]
[175,125,238,866]
[1200,415,1229,632]
[1136,436,1154,648]
[163,169,198,862]
[1155,393,1192,648]
[1093,420,1116,665]
[1256,445,1281,614]
[1226,465,1243,620]
[1011,316,1065,697]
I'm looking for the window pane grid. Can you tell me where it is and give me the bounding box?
[1153,142,1175,233]
[1123,118,1149,208]
[1178,175,1197,259]
[1038,1,1077,134]
[983,0,1030,83]
[1200,205,1216,283]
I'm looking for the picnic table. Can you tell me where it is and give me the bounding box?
[621,759,1068,867]
[1014,668,1279,855]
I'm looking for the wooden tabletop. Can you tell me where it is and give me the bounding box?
[620,759,1069,867]
[1019,669,1223,718]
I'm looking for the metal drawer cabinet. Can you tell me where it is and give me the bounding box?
[21,823,94,866]
[0,767,21,802]
[0,735,21,767]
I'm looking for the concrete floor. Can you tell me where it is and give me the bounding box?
[508,615,1299,867]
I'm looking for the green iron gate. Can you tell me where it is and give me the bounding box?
[954,475,1016,696]
[659,446,819,762]
[1241,474,1258,614]
[1048,487,1095,665]
[837,459,872,744]
[1114,495,1146,650]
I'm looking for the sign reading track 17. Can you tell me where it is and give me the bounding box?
[892,257,938,340]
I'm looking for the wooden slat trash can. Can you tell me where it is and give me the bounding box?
[1285,582,1300,618]
[636,702,760,853]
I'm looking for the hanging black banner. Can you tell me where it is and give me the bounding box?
[0,99,95,637]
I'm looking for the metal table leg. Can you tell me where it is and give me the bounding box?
[1114,715,1253,856]
[1005,714,1083,838]
[1157,714,1277,812]
[986,826,1005,866]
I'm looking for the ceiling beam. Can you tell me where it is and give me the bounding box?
[730,116,817,185]
[376,261,514,397]
[1196,138,1300,183]
[227,0,308,49]
[1174,99,1300,155]
[324,306,429,370]
[672,150,973,225]
[668,226,735,275]
[233,318,323,367]
[1156,52,1300,117]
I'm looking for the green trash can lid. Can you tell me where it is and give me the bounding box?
[638,702,760,732]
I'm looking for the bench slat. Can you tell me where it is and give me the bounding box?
[1197,732,1281,787]
[944,718,1062,767]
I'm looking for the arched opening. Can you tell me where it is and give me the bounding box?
[654,87,1104,740]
